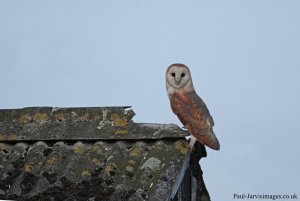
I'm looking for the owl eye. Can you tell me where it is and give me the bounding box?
[181,73,185,77]
[171,73,175,77]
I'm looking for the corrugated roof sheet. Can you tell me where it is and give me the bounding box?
[0,140,190,200]
[0,107,208,201]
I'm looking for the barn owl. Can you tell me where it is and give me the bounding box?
[166,63,220,150]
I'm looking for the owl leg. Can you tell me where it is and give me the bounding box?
[189,136,196,150]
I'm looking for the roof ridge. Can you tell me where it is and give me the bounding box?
[0,107,188,142]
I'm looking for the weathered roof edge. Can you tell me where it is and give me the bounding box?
[0,106,189,142]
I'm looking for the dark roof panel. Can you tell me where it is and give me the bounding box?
[0,140,190,200]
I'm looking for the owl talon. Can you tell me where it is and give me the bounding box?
[189,136,196,151]
[188,143,194,150]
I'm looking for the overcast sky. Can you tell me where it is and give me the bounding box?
[1,1,300,200]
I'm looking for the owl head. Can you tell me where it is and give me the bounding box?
[166,63,194,93]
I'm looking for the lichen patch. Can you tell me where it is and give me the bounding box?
[141,157,161,171]
[24,164,33,172]
[130,147,142,157]
[20,114,32,124]
[81,170,91,177]
[174,141,189,155]
[47,154,58,165]
[90,158,101,167]
[111,114,128,126]
[73,143,85,154]
[33,113,49,123]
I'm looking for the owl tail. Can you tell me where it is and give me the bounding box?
[195,132,220,150]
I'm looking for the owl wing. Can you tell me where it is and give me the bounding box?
[171,91,220,150]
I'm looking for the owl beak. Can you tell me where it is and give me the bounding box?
[175,76,181,84]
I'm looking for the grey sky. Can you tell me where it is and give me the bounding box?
[1,1,300,200]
